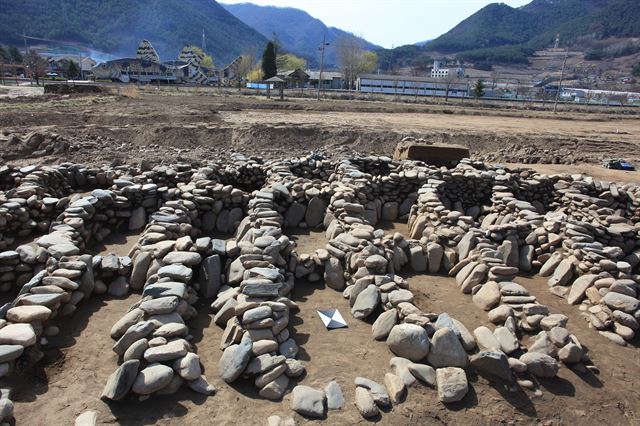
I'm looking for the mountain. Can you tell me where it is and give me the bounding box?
[382,0,640,68]
[0,0,268,65]
[222,3,379,67]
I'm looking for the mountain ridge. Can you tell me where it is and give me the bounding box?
[0,0,268,65]
[222,2,380,67]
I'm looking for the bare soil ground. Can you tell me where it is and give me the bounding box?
[0,88,639,175]
[2,89,640,425]
[8,223,640,425]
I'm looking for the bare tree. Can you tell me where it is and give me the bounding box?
[490,70,500,94]
[24,50,47,86]
[444,72,459,102]
[235,54,255,91]
[336,35,364,90]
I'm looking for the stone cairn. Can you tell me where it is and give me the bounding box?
[0,155,637,423]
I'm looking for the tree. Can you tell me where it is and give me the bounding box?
[276,54,306,71]
[261,41,277,80]
[247,67,264,82]
[358,51,378,75]
[473,80,485,98]
[8,46,22,64]
[444,73,460,102]
[190,46,214,70]
[337,35,378,90]
[633,63,640,77]
[67,60,79,81]
[0,46,7,63]
[24,50,47,86]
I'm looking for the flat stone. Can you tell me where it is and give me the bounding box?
[355,386,379,419]
[163,251,202,267]
[354,377,390,406]
[291,385,326,418]
[259,374,289,400]
[0,345,24,363]
[324,380,344,410]
[0,323,36,346]
[132,363,174,395]
[351,285,380,320]
[473,281,501,311]
[602,292,639,314]
[408,362,436,386]
[6,305,51,323]
[143,339,188,363]
[157,264,193,282]
[218,337,253,383]
[384,373,406,403]
[101,360,141,401]
[371,308,397,340]
[139,296,179,315]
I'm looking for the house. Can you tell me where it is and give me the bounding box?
[92,40,216,85]
[306,71,343,90]
[357,74,469,98]
[277,69,309,88]
[46,56,97,79]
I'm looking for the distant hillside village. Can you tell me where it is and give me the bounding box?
[2,37,640,106]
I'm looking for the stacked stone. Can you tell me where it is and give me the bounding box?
[215,155,267,190]
[0,245,47,292]
[0,166,73,249]
[103,200,215,401]
[279,154,333,180]
[0,220,98,399]
[92,253,133,297]
[213,185,304,401]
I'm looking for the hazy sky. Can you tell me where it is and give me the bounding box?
[221,0,531,48]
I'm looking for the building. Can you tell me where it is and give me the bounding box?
[306,71,343,90]
[92,40,215,85]
[277,69,309,88]
[357,74,469,98]
[46,56,97,79]
[430,60,465,79]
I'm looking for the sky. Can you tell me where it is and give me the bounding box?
[221,0,531,48]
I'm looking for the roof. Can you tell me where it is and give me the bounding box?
[306,71,342,80]
[265,76,286,83]
[278,69,310,78]
[359,73,463,83]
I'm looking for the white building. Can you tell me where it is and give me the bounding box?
[430,60,465,79]
[357,74,469,98]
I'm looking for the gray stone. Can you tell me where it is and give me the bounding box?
[173,352,202,381]
[0,345,24,363]
[355,386,379,419]
[351,285,380,320]
[384,372,406,403]
[218,337,253,383]
[101,360,140,401]
[469,351,512,381]
[427,327,468,368]
[567,274,597,305]
[143,339,188,362]
[259,374,289,400]
[305,198,327,228]
[372,308,397,341]
[387,324,430,362]
[354,377,390,406]
[291,385,326,418]
[132,363,174,395]
[519,352,559,377]
[75,410,97,426]
[324,257,345,291]
[408,362,436,386]
[0,323,36,346]
[472,281,501,311]
[188,375,216,395]
[199,255,222,299]
[325,380,345,410]
[602,292,639,314]
[436,367,468,403]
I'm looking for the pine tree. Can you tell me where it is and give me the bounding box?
[261,41,277,80]
[473,79,485,98]
[67,61,79,80]
[8,46,22,64]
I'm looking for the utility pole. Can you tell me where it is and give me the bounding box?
[317,34,329,101]
[553,47,569,113]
